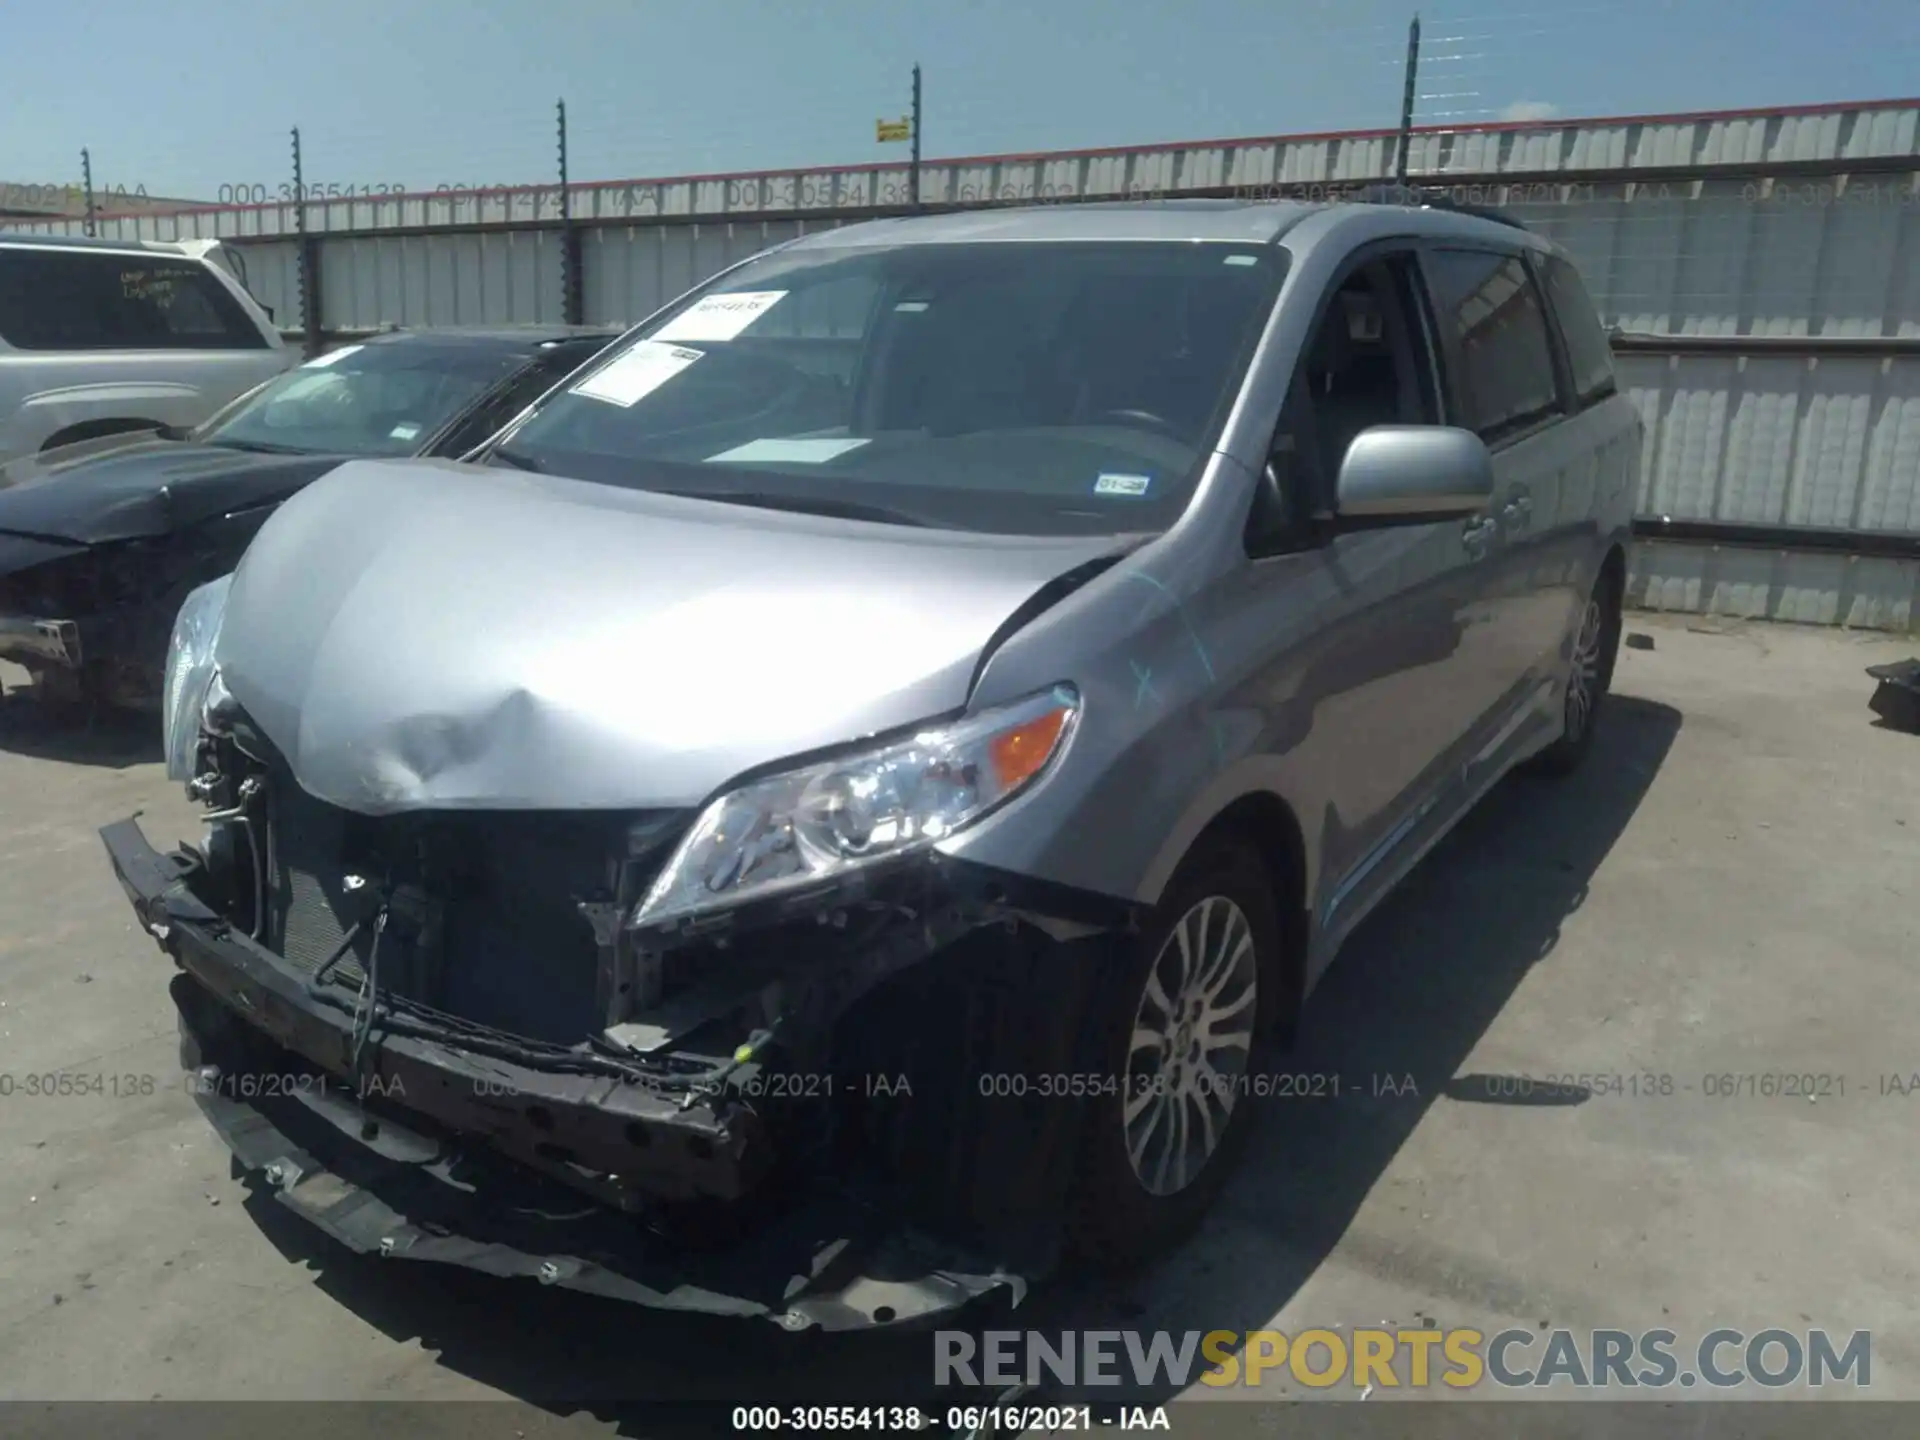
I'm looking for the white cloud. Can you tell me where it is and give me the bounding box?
[1500,100,1560,123]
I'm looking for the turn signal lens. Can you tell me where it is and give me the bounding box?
[988,705,1072,790]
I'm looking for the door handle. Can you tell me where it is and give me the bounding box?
[1461,516,1497,557]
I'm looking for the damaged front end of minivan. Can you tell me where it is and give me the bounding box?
[105,574,1141,1331]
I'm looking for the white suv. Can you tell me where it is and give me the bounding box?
[0,234,294,464]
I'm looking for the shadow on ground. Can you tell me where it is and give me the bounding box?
[0,688,162,768]
[229,696,1681,1435]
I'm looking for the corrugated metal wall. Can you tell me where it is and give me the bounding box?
[1619,353,1920,530]
[244,176,1920,342]
[230,240,301,327]
[1507,177,1920,339]
[31,101,1917,247]
[580,218,846,326]
[30,101,1920,242]
[10,100,1919,628]
[317,230,565,328]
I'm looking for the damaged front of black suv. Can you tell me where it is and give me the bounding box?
[103,465,1147,1329]
[0,436,337,709]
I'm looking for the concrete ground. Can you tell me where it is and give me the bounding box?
[0,612,1915,1434]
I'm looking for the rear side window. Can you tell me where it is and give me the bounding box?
[1539,253,1617,406]
[1422,248,1561,444]
[0,248,267,352]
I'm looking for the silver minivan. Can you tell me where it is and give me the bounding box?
[107,196,1639,1330]
[0,234,293,463]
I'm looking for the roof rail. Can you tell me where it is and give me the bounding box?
[0,230,158,250]
[0,230,214,255]
[1342,182,1531,232]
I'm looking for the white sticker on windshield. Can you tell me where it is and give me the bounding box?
[303,344,363,368]
[705,437,870,464]
[651,290,789,343]
[389,422,422,441]
[1094,472,1152,497]
[571,341,704,407]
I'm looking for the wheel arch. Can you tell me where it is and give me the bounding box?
[1599,538,1628,597]
[1162,789,1312,1038]
[40,416,169,451]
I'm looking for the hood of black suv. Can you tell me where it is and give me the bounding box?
[0,438,346,548]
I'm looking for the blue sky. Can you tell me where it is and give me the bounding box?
[3,0,1915,202]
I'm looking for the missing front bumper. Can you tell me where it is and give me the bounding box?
[102,816,766,1204]
[175,977,1021,1330]
[104,813,1102,1329]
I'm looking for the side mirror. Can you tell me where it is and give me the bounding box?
[1334,425,1495,523]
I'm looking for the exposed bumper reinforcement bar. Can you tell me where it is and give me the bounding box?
[102,816,763,1205]
[182,1030,1018,1330]
[107,813,1031,1331]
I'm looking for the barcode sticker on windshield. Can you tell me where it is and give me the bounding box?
[1095,473,1152,497]
[572,341,704,407]
[651,290,789,343]
[389,422,422,441]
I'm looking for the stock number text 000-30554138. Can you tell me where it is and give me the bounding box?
[214,182,554,204]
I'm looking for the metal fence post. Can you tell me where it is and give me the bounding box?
[910,64,923,212]
[559,99,583,325]
[1394,15,1422,188]
[292,127,322,357]
[80,149,97,237]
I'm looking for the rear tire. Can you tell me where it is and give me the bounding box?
[1065,838,1283,1267]
[1531,565,1622,777]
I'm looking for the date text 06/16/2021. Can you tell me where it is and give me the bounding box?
[9,1070,1918,1103]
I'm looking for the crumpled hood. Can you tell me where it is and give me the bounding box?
[0,439,343,548]
[218,458,1130,814]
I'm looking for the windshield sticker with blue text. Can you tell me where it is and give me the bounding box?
[705,437,871,464]
[651,290,789,343]
[303,344,363,369]
[572,341,704,408]
[1094,472,1153,497]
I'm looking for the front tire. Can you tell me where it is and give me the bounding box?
[1531,566,1622,776]
[1066,839,1283,1267]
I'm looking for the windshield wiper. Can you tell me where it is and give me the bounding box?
[487,447,545,472]
[667,488,933,528]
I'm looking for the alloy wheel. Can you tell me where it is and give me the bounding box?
[1123,895,1259,1197]
[1565,597,1606,742]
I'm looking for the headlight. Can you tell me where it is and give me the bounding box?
[163,574,233,784]
[632,685,1080,931]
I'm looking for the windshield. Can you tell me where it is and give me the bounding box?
[199,342,526,457]
[495,241,1286,536]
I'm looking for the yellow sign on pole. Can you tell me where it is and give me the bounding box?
[876,117,912,143]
